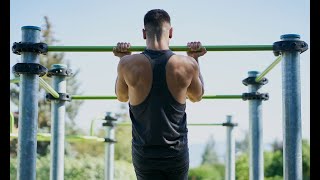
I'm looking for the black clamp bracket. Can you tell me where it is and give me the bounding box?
[47,68,73,77]
[104,112,119,121]
[104,138,117,143]
[222,122,238,127]
[242,92,269,101]
[102,122,116,127]
[12,42,48,55]
[12,63,47,77]
[273,40,308,56]
[46,93,72,102]
[242,77,268,86]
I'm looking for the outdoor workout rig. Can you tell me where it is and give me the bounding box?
[11,112,237,180]
[10,26,308,180]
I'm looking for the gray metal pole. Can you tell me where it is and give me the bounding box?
[225,115,235,180]
[105,126,115,180]
[50,64,68,180]
[281,34,303,180]
[247,71,264,180]
[17,26,41,180]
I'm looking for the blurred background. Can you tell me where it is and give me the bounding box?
[10,0,310,179]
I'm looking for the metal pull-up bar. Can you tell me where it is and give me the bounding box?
[47,45,273,52]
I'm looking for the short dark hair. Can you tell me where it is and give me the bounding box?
[144,9,171,40]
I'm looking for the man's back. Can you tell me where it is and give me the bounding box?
[118,49,199,158]
[119,51,197,106]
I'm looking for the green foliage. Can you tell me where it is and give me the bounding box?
[235,153,249,180]
[10,155,136,180]
[188,164,224,180]
[70,129,105,157]
[235,139,310,180]
[302,139,310,180]
[114,123,132,163]
[235,131,249,154]
[201,135,219,165]
[264,150,283,178]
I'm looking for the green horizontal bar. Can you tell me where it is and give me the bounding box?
[72,95,243,100]
[39,77,60,98]
[72,95,117,100]
[202,95,243,99]
[117,123,224,126]
[10,78,20,84]
[48,45,273,52]
[10,133,105,142]
[255,55,282,82]
[10,112,14,133]
[10,77,60,98]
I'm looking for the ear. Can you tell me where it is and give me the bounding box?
[143,29,146,39]
[169,27,173,39]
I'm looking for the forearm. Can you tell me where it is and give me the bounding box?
[194,57,205,95]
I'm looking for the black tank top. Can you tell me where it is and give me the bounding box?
[129,49,188,158]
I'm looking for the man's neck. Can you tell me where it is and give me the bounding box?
[146,38,170,51]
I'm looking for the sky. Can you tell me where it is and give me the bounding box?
[10,0,310,165]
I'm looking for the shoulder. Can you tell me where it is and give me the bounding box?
[118,54,146,68]
[169,54,198,71]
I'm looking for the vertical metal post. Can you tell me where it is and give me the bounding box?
[105,126,115,180]
[247,71,264,180]
[225,115,235,180]
[104,112,117,180]
[281,34,303,180]
[17,26,41,180]
[50,64,68,180]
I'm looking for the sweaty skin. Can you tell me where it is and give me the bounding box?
[115,45,205,106]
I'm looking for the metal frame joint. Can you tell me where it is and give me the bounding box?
[12,42,48,55]
[12,63,47,77]
[273,40,308,56]
[242,92,269,101]
[242,77,268,86]
[46,93,71,102]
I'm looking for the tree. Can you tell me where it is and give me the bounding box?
[201,135,219,165]
[236,131,249,155]
[114,103,132,162]
[271,138,283,152]
[236,139,310,180]
[10,16,83,156]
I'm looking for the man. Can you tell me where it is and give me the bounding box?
[113,9,206,180]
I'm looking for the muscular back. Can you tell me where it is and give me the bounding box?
[116,53,202,105]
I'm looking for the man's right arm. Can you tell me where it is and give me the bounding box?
[187,57,204,102]
[186,41,206,102]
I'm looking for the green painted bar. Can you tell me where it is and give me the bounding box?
[10,77,60,98]
[117,123,224,126]
[202,95,243,99]
[72,95,117,100]
[39,77,60,98]
[10,133,105,142]
[10,112,14,133]
[48,45,273,52]
[255,55,282,82]
[10,78,20,84]
[72,95,243,100]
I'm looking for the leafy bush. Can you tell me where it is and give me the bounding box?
[188,164,224,180]
[10,155,135,180]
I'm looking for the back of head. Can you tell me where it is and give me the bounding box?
[144,9,171,41]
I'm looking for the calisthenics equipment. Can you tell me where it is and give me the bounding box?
[46,45,273,52]
[11,26,308,180]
